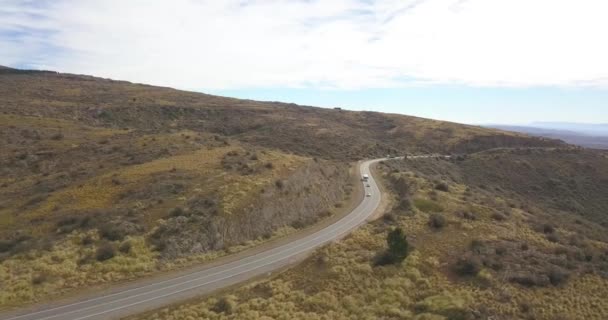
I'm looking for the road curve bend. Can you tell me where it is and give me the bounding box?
[2,158,387,320]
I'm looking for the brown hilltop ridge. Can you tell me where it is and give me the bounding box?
[0,67,563,160]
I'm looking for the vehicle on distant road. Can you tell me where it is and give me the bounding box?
[366,193,372,197]
[366,184,370,187]
[362,173,369,181]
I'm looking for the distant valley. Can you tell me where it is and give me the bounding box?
[486,123,608,149]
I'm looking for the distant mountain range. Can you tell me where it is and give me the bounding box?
[486,123,608,149]
[529,122,608,136]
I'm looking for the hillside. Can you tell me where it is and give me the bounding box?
[0,68,562,160]
[0,68,564,308]
[139,148,608,320]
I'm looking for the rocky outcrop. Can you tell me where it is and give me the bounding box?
[151,160,351,259]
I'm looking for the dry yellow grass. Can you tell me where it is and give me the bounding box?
[23,145,306,226]
[128,162,608,320]
[0,127,313,308]
[0,224,305,309]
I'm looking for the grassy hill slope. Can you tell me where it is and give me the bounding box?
[0,68,562,160]
[0,67,564,309]
[137,148,608,320]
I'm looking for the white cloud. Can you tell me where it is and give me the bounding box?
[1,0,608,90]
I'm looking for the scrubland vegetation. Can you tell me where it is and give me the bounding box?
[0,67,573,313]
[0,113,350,307]
[134,148,608,320]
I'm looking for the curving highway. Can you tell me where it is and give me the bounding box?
[2,158,386,320]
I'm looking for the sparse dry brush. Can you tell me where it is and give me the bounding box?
[0,67,588,314]
[0,112,351,307]
[133,152,608,320]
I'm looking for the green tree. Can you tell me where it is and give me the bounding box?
[386,227,409,263]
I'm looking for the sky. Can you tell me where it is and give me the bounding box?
[1,0,608,124]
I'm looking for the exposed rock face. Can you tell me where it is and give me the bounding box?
[152,160,350,259]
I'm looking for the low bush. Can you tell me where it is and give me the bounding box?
[213,295,237,314]
[435,182,450,192]
[169,207,186,217]
[495,247,507,255]
[57,215,92,234]
[546,233,560,243]
[429,213,446,229]
[509,273,550,287]
[50,132,64,140]
[454,255,482,276]
[31,273,47,285]
[458,211,477,220]
[119,240,132,254]
[95,243,116,261]
[397,198,412,211]
[81,235,94,246]
[387,228,409,262]
[0,239,15,253]
[491,212,507,221]
[99,224,127,241]
[548,267,570,286]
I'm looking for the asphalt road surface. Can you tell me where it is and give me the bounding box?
[2,158,386,320]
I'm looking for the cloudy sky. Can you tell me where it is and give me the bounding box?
[2,0,608,124]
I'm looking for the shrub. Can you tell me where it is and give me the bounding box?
[392,176,411,197]
[495,247,507,255]
[459,211,477,220]
[546,233,560,243]
[81,235,94,246]
[383,212,397,224]
[454,255,482,276]
[119,240,132,254]
[99,224,126,241]
[492,212,507,221]
[510,275,538,287]
[56,216,88,234]
[275,180,285,189]
[213,295,237,314]
[31,274,47,285]
[0,239,15,253]
[169,207,186,217]
[470,239,485,253]
[509,273,549,287]
[375,228,410,266]
[397,198,412,211]
[435,182,450,192]
[95,243,116,261]
[543,224,555,234]
[429,213,446,229]
[50,132,64,140]
[387,228,410,262]
[548,268,570,286]
[264,162,274,169]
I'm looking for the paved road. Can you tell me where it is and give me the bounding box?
[2,158,386,320]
